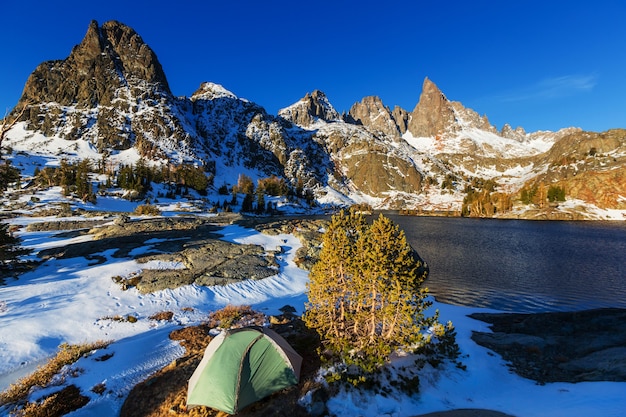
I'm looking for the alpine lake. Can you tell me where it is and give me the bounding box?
[385,214,626,313]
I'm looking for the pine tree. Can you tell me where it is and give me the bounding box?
[305,211,452,381]
[0,161,20,190]
[59,159,75,196]
[0,223,31,275]
[241,193,254,212]
[351,214,433,370]
[236,173,254,195]
[75,159,96,203]
[304,210,368,360]
[256,188,266,214]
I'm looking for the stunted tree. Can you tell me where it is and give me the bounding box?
[75,159,96,203]
[1,104,29,160]
[0,162,20,191]
[305,210,458,382]
[235,173,254,195]
[350,215,432,370]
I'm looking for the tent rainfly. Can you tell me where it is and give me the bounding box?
[186,326,303,414]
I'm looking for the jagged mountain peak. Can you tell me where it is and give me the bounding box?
[278,89,342,127]
[97,20,170,91]
[407,77,458,138]
[191,82,239,101]
[421,77,445,98]
[347,95,403,138]
[500,123,527,141]
[18,20,170,110]
[12,20,193,159]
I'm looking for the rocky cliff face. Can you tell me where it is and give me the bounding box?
[15,20,192,158]
[527,128,626,209]
[18,20,170,109]
[189,82,330,188]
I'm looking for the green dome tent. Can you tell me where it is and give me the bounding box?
[186,326,303,414]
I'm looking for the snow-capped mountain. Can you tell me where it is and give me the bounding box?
[3,20,625,219]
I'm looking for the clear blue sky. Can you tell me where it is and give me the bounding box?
[1,0,625,132]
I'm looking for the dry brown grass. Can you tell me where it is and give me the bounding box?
[10,384,89,417]
[149,311,175,321]
[0,340,110,410]
[206,304,266,329]
[100,314,139,323]
[112,274,142,290]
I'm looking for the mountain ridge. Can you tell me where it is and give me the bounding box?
[3,20,625,220]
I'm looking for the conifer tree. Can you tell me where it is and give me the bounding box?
[256,189,266,214]
[305,211,454,381]
[241,193,254,212]
[350,214,432,370]
[75,159,96,203]
[304,209,368,358]
[0,161,20,190]
[0,223,31,275]
[59,159,75,196]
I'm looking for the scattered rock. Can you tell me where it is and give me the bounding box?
[25,219,110,232]
[36,215,326,294]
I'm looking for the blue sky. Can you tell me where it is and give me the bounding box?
[1,0,624,132]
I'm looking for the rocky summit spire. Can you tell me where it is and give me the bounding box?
[18,20,171,109]
[407,77,458,137]
[347,96,402,138]
[278,90,342,127]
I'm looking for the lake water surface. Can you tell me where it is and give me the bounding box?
[387,215,626,312]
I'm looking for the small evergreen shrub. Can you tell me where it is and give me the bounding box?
[134,204,161,216]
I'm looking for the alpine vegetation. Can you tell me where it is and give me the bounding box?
[304,210,461,390]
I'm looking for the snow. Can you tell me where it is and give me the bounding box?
[402,128,552,159]
[1,216,625,417]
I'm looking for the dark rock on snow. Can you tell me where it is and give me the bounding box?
[470,308,626,383]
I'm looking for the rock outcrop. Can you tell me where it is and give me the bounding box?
[391,105,409,135]
[500,123,527,140]
[470,308,626,383]
[34,215,287,293]
[29,215,355,294]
